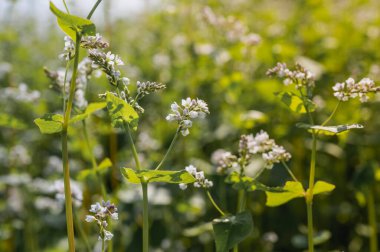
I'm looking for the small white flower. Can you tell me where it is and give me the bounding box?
[85,215,96,222]
[179,183,188,190]
[185,165,197,175]
[111,212,118,220]
[104,230,114,240]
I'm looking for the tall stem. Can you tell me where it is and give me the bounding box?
[321,101,341,127]
[281,160,298,182]
[306,133,317,252]
[142,182,149,252]
[206,191,225,216]
[87,0,103,20]
[306,201,314,252]
[61,32,81,252]
[124,122,141,170]
[368,188,378,252]
[155,127,180,170]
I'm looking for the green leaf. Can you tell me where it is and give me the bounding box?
[0,113,26,129]
[311,181,335,195]
[106,92,139,130]
[274,91,316,114]
[212,211,253,252]
[50,2,96,40]
[34,113,63,134]
[265,181,305,207]
[70,102,107,123]
[121,168,196,184]
[296,123,364,135]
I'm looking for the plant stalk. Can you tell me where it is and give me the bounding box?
[155,127,180,170]
[124,122,141,170]
[142,182,149,252]
[61,32,82,252]
[306,200,314,252]
[206,191,225,216]
[87,0,103,19]
[306,133,317,252]
[368,188,378,252]
[281,160,298,182]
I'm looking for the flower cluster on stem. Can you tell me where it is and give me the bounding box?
[85,200,118,241]
[266,62,315,89]
[59,36,75,61]
[179,165,213,190]
[166,97,209,136]
[332,77,379,102]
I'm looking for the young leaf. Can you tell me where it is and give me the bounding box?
[296,123,364,135]
[0,113,26,129]
[70,102,107,123]
[311,181,335,195]
[50,2,96,40]
[34,113,64,134]
[265,181,305,207]
[106,92,139,130]
[274,91,316,114]
[77,158,113,180]
[212,211,253,252]
[121,168,196,184]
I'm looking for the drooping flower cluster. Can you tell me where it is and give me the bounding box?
[81,33,109,49]
[59,36,75,61]
[213,130,291,173]
[266,62,315,89]
[179,165,213,190]
[166,98,209,136]
[332,77,379,102]
[137,81,166,97]
[85,200,118,241]
[89,49,125,87]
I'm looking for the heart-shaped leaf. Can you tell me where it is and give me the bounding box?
[34,113,64,134]
[106,92,139,130]
[50,2,96,40]
[274,91,316,114]
[121,168,196,184]
[265,181,305,207]
[212,211,253,252]
[296,123,364,135]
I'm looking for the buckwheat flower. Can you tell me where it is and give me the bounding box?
[85,215,96,222]
[59,36,75,61]
[137,81,166,96]
[166,97,209,136]
[262,145,291,169]
[212,150,238,174]
[333,77,379,102]
[81,33,109,49]
[89,49,123,87]
[181,165,213,190]
[267,63,315,89]
[86,200,118,242]
[249,130,275,154]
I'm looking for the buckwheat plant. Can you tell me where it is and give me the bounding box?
[266,62,380,251]
[34,1,104,251]
[85,200,118,252]
[84,23,209,252]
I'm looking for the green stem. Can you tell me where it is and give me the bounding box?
[74,211,91,252]
[320,101,341,127]
[62,60,70,112]
[124,122,141,170]
[62,0,70,14]
[368,188,378,252]
[281,160,298,182]
[142,182,149,252]
[233,190,246,252]
[82,120,107,198]
[306,201,314,252]
[62,32,81,252]
[155,127,180,170]
[206,191,225,216]
[87,0,103,20]
[102,238,105,252]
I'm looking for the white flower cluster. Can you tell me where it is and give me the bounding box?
[166,98,209,136]
[211,149,238,174]
[85,200,118,241]
[266,62,315,89]
[332,77,379,102]
[137,81,166,96]
[247,130,291,169]
[179,165,213,190]
[81,33,109,49]
[59,36,75,61]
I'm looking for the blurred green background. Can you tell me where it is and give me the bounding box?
[1,0,380,251]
